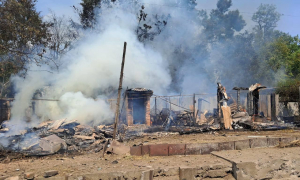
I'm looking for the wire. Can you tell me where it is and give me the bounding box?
[153,93,192,111]
[0,98,59,101]
[28,70,54,74]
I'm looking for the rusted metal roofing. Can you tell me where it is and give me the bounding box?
[129,88,152,92]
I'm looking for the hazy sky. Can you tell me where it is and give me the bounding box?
[35,0,300,36]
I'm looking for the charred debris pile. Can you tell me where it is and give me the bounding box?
[0,83,298,158]
[0,119,114,158]
[216,83,296,131]
[150,82,296,133]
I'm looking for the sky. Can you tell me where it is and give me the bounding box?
[35,0,300,36]
[196,0,300,36]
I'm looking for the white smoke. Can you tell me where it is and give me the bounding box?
[6,0,280,134]
[7,5,172,133]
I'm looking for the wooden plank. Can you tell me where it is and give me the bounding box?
[221,106,232,130]
[267,95,271,118]
[259,95,268,117]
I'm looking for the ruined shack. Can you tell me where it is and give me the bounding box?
[125,88,153,126]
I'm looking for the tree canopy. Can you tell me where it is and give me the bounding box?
[0,0,299,97]
[252,4,281,41]
[78,0,101,29]
[200,0,246,42]
[0,0,49,57]
[0,0,50,96]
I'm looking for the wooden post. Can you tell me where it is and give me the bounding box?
[193,93,196,118]
[237,89,240,112]
[271,93,279,121]
[154,97,157,115]
[113,42,127,140]
[169,97,171,111]
[217,90,221,118]
[179,93,181,106]
[267,95,271,118]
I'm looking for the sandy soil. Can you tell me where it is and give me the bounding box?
[212,147,300,179]
[1,130,300,179]
[0,153,230,178]
[213,146,300,164]
[125,129,300,146]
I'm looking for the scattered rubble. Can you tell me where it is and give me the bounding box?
[0,119,108,157]
[24,172,34,180]
[278,140,300,148]
[39,134,67,154]
[0,114,296,161]
[43,170,58,178]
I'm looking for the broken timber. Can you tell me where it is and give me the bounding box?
[113,42,127,139]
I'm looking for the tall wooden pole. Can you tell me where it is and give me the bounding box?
[193,93,196,118]
[113,42,127,140]
[169,97,171,111]
[155,97,157,115]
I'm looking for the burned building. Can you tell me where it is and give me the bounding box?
[125,88,153,126]
[247,83,267,116]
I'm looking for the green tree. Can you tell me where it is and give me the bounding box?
[77,0,101,29]
[136,5,169,42]
[252,4,281,41]
[276,79,300,102]
[250,33,300,87]
[265,35,300,78]
[199,0,246,42]
[0,0,50,97]
[0,0,49,57]
[75,0,121,29]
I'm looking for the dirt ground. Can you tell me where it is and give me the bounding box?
[213,146,300,164]
[213,147,300,179]
[1,130,300,179]
[0,153,231,178]
[125,129,300,146]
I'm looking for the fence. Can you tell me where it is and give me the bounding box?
[149,94,216,116]
[1,86,300,124]
[144,88,300,124]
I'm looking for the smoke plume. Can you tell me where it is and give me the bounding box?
[7,4,172,134]
[5,0,283,134]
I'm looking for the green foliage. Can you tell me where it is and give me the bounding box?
[136,5,169,42]
[0,0,50,97]
[199,0,246,42]
[0,0,49,70]
[79,0,101,29]
[259,34,300,79]
[0,0,49,52]
[0,0,297,96]
[252,4,281,41]
[0,61,15,97]
[276,79,300,101]
[216,0,231,13]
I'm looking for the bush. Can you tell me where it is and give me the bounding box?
[276,79,300,102]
